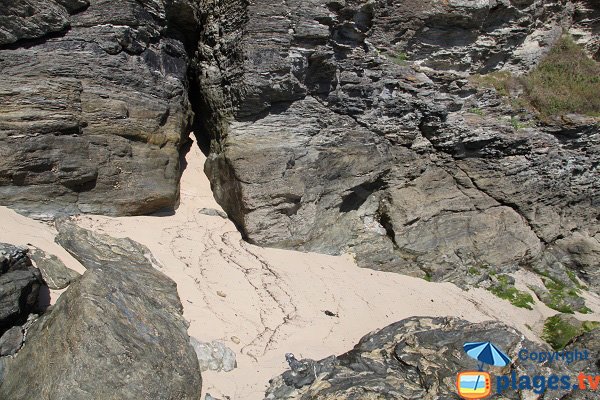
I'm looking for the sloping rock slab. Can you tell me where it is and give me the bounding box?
[0,222,202,399]
[29,247,80,290]
[266,317,576,399]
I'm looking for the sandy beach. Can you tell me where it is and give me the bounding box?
[1,141,599,400]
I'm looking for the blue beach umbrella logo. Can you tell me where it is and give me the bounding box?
[456,342,512,398]
[463,341,511,371]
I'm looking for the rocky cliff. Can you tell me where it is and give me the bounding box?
[0,2,599,397]
[1,0,598,310]
[197,0,600,303]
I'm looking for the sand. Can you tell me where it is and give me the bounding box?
[1,141,599,400]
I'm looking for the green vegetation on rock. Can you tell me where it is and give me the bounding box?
[541,277,590,314]
[467,107,485,116]
[470,70,516,97]
[522,35,600,118]
[489,275,535,310]
[471,35,600,120]
[542,314,600,350]
[392,51,409,66]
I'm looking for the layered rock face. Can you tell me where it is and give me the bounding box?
[1,1,598,298]
[265,316,579,399]
[200,0,600,294]
[0,0,200,218]
[571,0,600,59]
[0,221,202,399]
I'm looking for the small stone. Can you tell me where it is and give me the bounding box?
[0,326,24,356]
[230,336,241,344]
[217,291,227,298]
[198,208,228,219]
[190,338,237,372]
[28,248,80,290]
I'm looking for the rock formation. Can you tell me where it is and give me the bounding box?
[196,0,599,302]
[1,1,597,295]
[28,247,80,290]
[265,316,578,399]
[0,221,202,399]
[0,0,201,218]
[0,1,599,397]
[0,244,42,333]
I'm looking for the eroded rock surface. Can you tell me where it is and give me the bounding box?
[197,0,599,301]
[0,0,201,218]
[265,317,580,399]
[191,337,237,373]
[0,243,42,333]
[0,222,202,399]
[28,247,80,289]
[1,0,598,309]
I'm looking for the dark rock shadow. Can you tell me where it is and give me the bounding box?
[36,284,51,313]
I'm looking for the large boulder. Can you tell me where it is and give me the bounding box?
[0,0,201,218]
[0,222,202,399]
[0,243,42,333]
[265,317,576,399]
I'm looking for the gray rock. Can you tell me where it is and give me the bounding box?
[570,0,600,60]
[28,247,80,290]
[0,0,597,310]
[265,317,576,399]
[190,337,237,373]
[54,219,156,270]
[0,223,202,399]
[369,0,569,73]
[0,326,23,357]
[0,0,201,218]
[565,328,600,375]
[0,244,42,333]
[198,208,229,219]
[0,0,70,46]
[0,357,4,385]
[198,0,599,297]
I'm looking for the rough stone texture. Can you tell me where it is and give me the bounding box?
[0,0,72,46]
[0,326,24,357]
[0,0,201,218]
[190,337,237,373]
[198,0,600,303]
[54,219,160,270]
[566,328,600,374]
[0,243,42,334]
[0,221,202,399]
[369,0,572,73]
[571,0,600,60]
[265,316,576,399]
[1,0,598,310]
[28,247,80,289]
